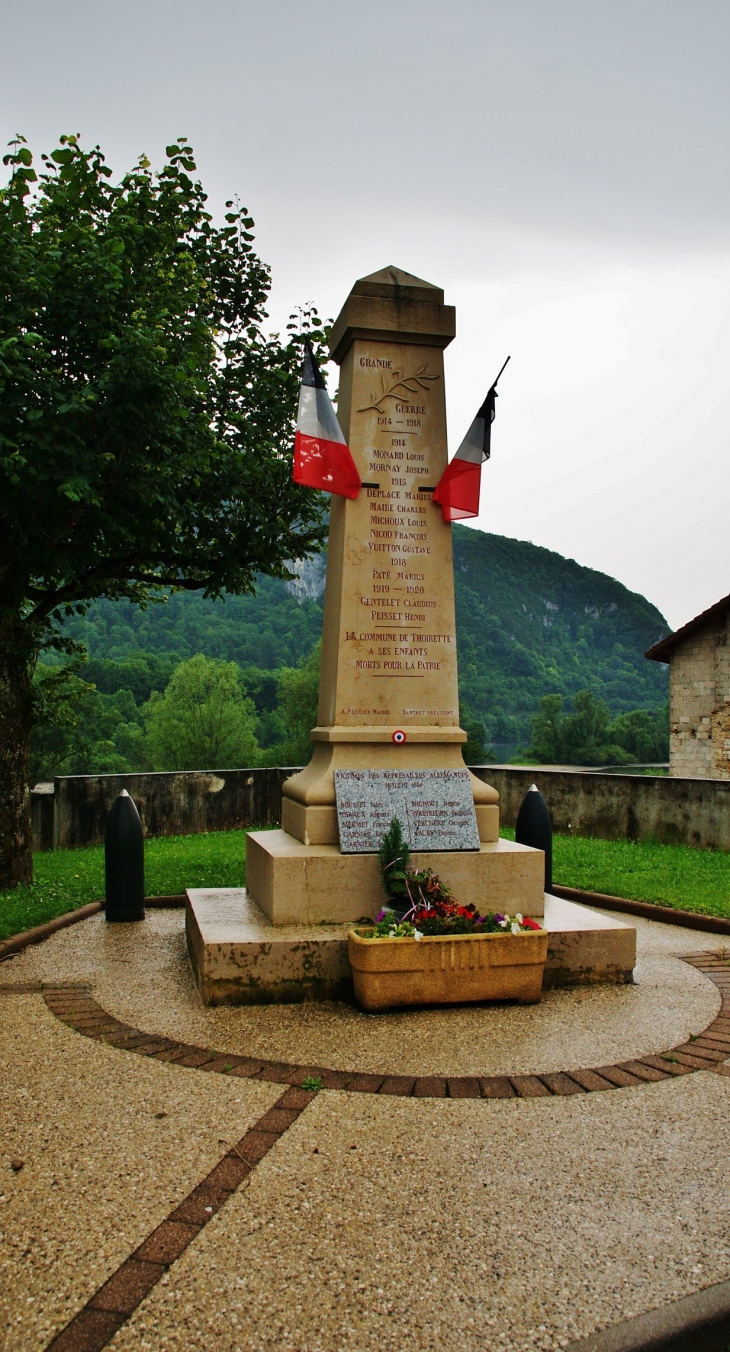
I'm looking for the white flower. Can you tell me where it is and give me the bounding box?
[515,913,523,924]
[413,929,423,942]
[510,921,520,935]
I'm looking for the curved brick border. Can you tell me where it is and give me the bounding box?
[6,951,727,1100]
[2,957,730,1352]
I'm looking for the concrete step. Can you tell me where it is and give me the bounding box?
[186,889,636,1006]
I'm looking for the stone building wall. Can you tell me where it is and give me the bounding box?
[669,608,730,778]
[711,618,730,777]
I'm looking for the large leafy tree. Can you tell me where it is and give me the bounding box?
[0,134,328,886]
[143,655,259,771]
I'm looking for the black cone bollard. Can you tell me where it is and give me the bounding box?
[105,790,145,922]
[515,784,552,893]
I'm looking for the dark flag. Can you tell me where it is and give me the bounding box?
[293,342,361,499]
[433,357,510,521]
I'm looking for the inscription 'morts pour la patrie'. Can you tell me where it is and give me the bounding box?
[334,770,480,854]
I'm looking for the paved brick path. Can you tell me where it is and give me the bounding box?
[1,952,727,1351]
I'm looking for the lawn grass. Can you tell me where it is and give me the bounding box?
[0,829,249,942]
[2,827,730,943]
[501,826,730,918]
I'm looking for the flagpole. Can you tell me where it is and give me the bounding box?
[491,355,511,388]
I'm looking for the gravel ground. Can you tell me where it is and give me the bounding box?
[2,906,729,1351]
[107,1073,730,1352]
[0,993,278,1352]
[1,908,720,1077]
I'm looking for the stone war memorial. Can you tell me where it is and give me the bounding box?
[187,266,636,1004]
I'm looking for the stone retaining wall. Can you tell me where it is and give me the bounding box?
[473,765,730,851]
[47,767,300,850]
[31,763,730,852]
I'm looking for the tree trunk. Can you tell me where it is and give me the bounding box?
[0,616,34,888]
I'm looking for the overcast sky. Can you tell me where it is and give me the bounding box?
[2,0,729,628]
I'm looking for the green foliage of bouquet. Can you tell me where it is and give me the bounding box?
[378,817,411,910]
[371,823,542,938]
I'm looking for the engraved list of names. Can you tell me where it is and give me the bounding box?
[334,770,480,853]
[328,334,460,730]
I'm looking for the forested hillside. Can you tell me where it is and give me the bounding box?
[451,528,669,743]
[61,526,669,754]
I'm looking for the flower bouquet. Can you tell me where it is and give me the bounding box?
[371,904,543,941]
[348,819,548,1012]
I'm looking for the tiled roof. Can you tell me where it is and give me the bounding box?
[645,593,730,662]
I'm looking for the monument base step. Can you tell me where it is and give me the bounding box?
[186,888,636,1007]
[245,828,546,926]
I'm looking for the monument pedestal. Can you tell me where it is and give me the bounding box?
[246,829,545,927]
[280,730,500,846]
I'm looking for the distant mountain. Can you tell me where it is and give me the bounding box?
[68,525,669,744]
[450,527,669,745]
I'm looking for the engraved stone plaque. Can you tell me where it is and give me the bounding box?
[334,769,480,854]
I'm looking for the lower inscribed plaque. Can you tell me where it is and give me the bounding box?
[334,769,480,854]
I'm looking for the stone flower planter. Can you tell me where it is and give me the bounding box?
[348,927,548,1012]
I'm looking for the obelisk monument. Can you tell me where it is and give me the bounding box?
[246,267,544,925]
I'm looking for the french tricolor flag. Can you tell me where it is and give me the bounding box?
[293,343,361,500]
[432,357,510,522]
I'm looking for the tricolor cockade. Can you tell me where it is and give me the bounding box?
[292,342,361,499]
[432,356,510,521]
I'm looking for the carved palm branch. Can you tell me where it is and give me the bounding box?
[357,364,440,413]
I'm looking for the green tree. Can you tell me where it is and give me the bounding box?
[143,655,258,771]
[30,658,155,780]
[270,641,322,765]
[529,690,619,764]
[0,134,329,885]
[84,653,180,705]
[528,693,566,763]
[528,689,668,765]
[459,701,493,764]
[565,689,614,761]
[238,667,287,750]
[30,658,95,781]
[606,705,669,762]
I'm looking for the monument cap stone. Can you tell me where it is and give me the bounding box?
[351,265,445,304]
[329,262,455,364]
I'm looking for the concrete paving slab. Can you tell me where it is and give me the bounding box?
[106,1073,730,1352]
[0,993,278,1351]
